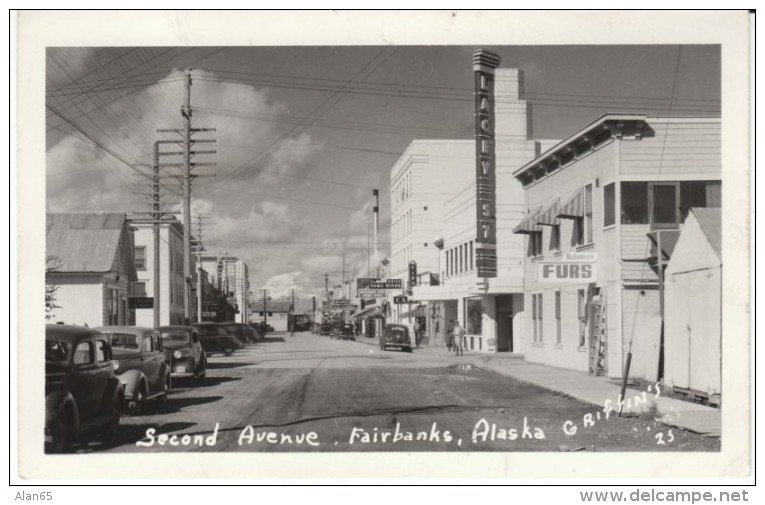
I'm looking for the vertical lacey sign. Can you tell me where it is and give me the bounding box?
[473,49,501,277]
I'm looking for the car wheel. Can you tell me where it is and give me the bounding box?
[48,407,72,453]
[406,347,413,353]
[155,375,170,407]
[127,385,145,416]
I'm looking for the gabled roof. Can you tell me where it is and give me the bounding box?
[46,213,133,274]
[691,207,722,260]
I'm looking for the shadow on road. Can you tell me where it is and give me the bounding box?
[206,361,258,369]
[158,395,225,414]
[261,337,286,343]
[193,376,242,388]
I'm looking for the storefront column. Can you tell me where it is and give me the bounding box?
[482,294,497,352]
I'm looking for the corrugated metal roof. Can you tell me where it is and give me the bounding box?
[46,213,127,273]
[691,207,722,260]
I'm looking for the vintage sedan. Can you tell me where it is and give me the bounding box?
[380,324,413,352]
[45,324,124,453]
[192,322,240,356]
[222,322,249,347]
[245,323,263,342]
[336,323,356,341]
[95,326,171,415]
[158,326,207,384]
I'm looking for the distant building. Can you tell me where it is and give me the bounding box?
[664,207,722,405]
[46,213,138,327]
[199,255,250,323]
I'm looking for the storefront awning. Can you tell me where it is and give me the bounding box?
[513,205,543,234]
[353,305,382,319]
[557,188,584,219]
[536,198,561,226]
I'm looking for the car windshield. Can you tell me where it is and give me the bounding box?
[387,327,407,337]
[161,331,189,344]
[195,325,228,337]
[224,325,243,335]
[45,339,70,363]
[104,333,139,349]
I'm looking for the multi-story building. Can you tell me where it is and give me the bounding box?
[46,213,138,327]
[401,55,557,352]
[199,255,249,323]
[511,114,721,381]
[130,218,196,326]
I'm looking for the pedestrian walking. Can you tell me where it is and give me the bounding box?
[413,320,422,347]
[446,321,454,351]
[453,320,465,356]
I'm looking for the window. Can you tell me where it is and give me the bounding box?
[680,181,722,221]
[466,298,483,335]
[532,293,543,343]
[134,282,147,297]
[143,336,153,352]
[652,183,678,226]
[584,183,593,243]
[621,182,649,224]
[577,289,587,347]
[73,341,93,365]
[134,246,147,270]
[530,232,543,257]
[95,339,109,363]
[603,183,615,227]
[469,241,474,270]
[555,291,561,345]
[550,225,560,251]
[459,245,463,273]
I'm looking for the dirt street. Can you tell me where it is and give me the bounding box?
[70,332,720,454]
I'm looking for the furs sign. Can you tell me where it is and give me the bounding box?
[473,49,501,278]
[536,252,598,283]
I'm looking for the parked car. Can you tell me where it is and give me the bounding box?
[259,322,274,334]
[158,326,207,384]
[380,324,413,352]
[45,325,124,453]
[336,323,356,341]
[95,326,171,415]
[222,322,248,347]
[245,323,263,342]
[318,322,332,336]
[192,322,240,356]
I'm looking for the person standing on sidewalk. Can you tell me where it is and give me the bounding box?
[453,320,465,356]
[413,319,422,347]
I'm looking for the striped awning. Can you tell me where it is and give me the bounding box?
[557,188,584,219]
[513,205,543,234]
[536,198,561,226]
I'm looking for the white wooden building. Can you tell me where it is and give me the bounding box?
[663,207,722,404]
[512,115,721,380]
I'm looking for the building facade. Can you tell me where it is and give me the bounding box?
[46,213,138,327]
[512,115,721,380]
[130,218,194,326]
[199,255,250,323]
[398,57,555,353]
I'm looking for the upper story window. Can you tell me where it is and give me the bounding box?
[603,183,616,227]
[134,246,147,270]
[621,181,721,228]
[530,232,543,257]
[584,183,593,243]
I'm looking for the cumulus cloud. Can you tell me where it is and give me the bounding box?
[262,271,304,299]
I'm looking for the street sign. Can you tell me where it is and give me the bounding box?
[368,279,403,290]
[129,297,154,309]
[333,299,353,306]
[358,289,386,298]
[393,295,408,304]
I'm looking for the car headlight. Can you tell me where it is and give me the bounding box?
[173,350,183,360]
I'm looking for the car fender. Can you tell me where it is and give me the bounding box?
[99,377,124,411]
[159,361,171,390]
[117,369,146,398]
[45,390,81,432]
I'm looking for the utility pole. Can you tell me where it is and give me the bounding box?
[130,140,181,327]
[167,70,217,325]
[262,288,268,331]
[192,215,212,322]
[290,288,295,336]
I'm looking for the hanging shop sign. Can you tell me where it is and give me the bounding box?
[473,49,501,278]
[367,279,403,290]
[129,297,154,309]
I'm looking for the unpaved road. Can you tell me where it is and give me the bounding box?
[70,332,720,453]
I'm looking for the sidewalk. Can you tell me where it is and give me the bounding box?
[357,337,721,437]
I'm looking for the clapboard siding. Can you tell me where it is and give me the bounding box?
[621,225,657,283]
[620,119,721,179]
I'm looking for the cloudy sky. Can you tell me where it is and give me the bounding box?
[45,45,720,299]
